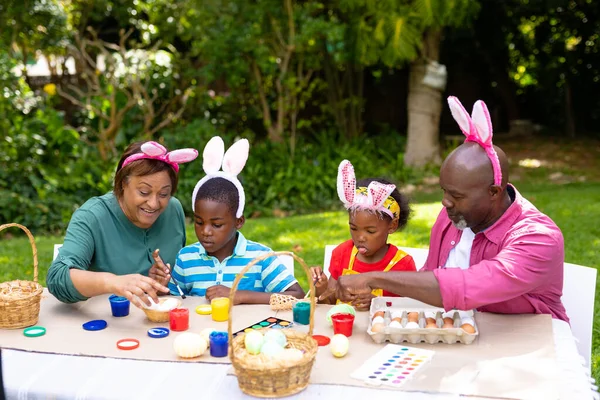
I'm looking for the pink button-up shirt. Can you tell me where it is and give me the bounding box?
[423,185,568,322]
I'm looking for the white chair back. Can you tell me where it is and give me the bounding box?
[280,254,295,277]
[53,244,63,261]
[562,262,597,369]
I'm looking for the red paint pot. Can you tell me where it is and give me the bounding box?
[331,313,355,337]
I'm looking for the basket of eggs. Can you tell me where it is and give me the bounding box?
[228,251,318,398]
[0,224,44,329]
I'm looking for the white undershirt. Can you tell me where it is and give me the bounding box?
[442,228,476,322]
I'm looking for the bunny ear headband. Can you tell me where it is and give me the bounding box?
[337,160,400,220]
[121,141,198,173]
[191,136,249,218]
[447,96,502,186]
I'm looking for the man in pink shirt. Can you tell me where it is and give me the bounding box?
[332,97,568,322]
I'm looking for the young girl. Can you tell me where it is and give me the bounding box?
[169,136,304,304]
[311,160,416,310]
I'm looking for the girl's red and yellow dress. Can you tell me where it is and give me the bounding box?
[328,240,417,297]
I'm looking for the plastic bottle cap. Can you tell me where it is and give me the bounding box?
[23,326,46,337]
[117,338,140,350]
[147,327,170,338]
[82,320,108,331]
[312,335,331,346]
[195,304,212,315]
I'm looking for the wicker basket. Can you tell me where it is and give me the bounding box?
[142,298,182,322]
[0,223,44,329]
[228,251,318,398]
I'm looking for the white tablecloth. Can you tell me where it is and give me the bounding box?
[2,319,595,400]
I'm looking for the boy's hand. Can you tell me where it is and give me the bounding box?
[205,285,231,301]
[309,266,328,295]
[149,249,171,287]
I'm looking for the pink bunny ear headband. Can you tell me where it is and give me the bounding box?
[121,141,198,173]
[447,96,502,186]
[337,160,400,220]
[191,136,250,218]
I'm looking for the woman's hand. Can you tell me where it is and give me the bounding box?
[309,266,328,295]
[149,249,171,287]
[109,274,169,308]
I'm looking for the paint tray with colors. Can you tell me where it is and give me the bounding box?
[350,344,435,388]
[368,297,478,345]
[232,317,293,337]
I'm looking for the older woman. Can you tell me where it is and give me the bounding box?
[47,141,197,308]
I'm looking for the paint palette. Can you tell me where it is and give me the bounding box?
[232,317,294,337]
[351,344,434,388]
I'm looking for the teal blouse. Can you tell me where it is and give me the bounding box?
[47,192,186,303]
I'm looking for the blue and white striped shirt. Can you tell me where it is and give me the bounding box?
[169,232,297,296]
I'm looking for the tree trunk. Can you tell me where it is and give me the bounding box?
[404,29,442,167]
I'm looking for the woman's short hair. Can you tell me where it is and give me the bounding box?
[113,141,178,200]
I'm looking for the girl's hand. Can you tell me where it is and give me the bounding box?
[205,285,231,302]
[109,274,169,308]
[149,249,171,287]
[309,266,328,295]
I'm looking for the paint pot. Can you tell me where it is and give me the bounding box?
[109,295,130,317]
[292,301,311,325]
[169,308,189,331]
[209,331,228,357]
[331,313,355,337]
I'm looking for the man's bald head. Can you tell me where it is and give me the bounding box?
[442,142,509,188]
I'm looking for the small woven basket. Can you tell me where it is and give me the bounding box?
[142,298,182,322]
[228,251,318,398]
[0,223,44,329]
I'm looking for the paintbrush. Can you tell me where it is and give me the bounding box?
[153,248,186,299]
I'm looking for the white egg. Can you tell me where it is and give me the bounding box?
[200,328,216,346]
[389,320,402,329]
[244,330,264,355]
[330,334,349,358]
[405,321,420,329]
[260,340,285,358]
[264,329,287,347]
[173,333,208,358]
[277,348,304,363]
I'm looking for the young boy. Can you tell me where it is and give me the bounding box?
[169,137,304,304]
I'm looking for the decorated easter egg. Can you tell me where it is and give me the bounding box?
[326,304,356,326]
[244,330,264,355]
[200,328,216,346]
[173,333,208,358]
[260,340,285,358]
[330,334,349,358]
[264,329,287,347]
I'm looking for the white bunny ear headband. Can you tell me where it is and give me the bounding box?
[121,141,198,173]
[191,136,250,218]
[447,96,502,186]
[337,160,400,220]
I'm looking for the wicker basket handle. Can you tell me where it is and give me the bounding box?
[227,251,316,362]
[0,223,38,282]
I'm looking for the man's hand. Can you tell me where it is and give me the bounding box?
[108,274,169,308]
[350,291,375,311]
[335,273,373,304]
[205,285,232,302]
[149,249,171,287]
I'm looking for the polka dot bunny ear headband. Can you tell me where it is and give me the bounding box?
[337,160,400,220]
[191,136,250,218]
[121,141,198,173]
[447,96,502,186]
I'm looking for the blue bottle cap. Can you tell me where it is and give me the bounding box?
[147,327,170,338]
[82,319,108,331]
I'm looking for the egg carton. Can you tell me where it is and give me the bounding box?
[368,297,478,345]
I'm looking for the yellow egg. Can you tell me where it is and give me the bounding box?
[330,334,349,358]
[244,330,264,355]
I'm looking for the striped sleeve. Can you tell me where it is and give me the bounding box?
[261,255,297,293]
